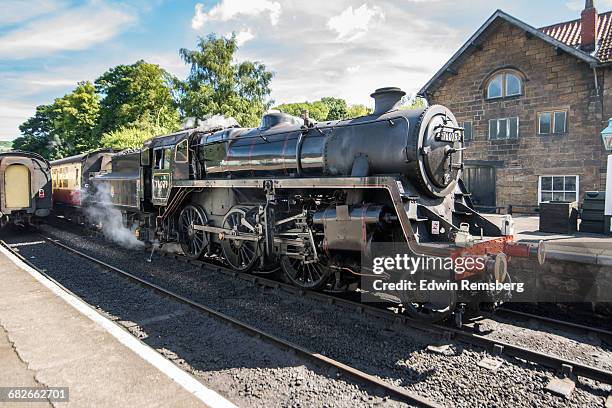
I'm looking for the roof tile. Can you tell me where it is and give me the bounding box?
[540,11,612,62]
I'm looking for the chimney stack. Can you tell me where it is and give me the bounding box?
[581,0,597,52]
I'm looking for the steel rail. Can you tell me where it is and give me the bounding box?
[492,307,612,339]
[33,236,442,408]
[158,253,612,385]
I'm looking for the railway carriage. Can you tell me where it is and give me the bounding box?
[50,149,114,215]
[87,87,542,322]
[0,151,52,227]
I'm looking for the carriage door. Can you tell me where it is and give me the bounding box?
[463,165,496,212]
[152,146,172,204]
[5,164,30,208]
[173,139,189,180]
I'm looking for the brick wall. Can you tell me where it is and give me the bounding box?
[428,21,608,208]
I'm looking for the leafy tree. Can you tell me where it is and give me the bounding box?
[346,104,371,118]
[400,95,426,110]
[95,60,180,136]
[321,97,347,120]
[13,104,55,157]
[51,81,100,154]
[101,117,173,150]
[176,34,273,127]
[274,101,329,121]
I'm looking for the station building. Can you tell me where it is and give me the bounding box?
[419,1,612,212]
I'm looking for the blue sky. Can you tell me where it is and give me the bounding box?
[0,0,609,140]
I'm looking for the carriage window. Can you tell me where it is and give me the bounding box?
[175,140,188,163]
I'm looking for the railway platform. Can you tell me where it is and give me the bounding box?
[0,244,236,408]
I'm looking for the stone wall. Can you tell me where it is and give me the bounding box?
[428,21,608,208]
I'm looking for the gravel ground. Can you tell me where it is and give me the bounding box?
[472,315,612,371]
[4,222,611,407]
[1,229,413,408]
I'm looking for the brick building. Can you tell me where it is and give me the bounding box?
[419,1,612,211]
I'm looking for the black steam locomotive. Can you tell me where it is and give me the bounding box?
[80,87,540,322]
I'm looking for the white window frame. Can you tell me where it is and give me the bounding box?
[488,117,519,140]
[537,175,579,204]
[486,71,523,99]
[538,110,568,135]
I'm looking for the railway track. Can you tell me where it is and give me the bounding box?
[34,225,612,387]
[1,236,441,408]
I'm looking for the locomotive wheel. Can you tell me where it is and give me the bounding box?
[280,256,332,290]
[221,207,260,272]
[178,204,208,259]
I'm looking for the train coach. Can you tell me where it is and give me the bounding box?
[83,87,543,322]
[0,151,52,227]
[50,149,114,217]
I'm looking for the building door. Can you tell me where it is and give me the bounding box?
[463,165,496,211]
[5,164,30,208]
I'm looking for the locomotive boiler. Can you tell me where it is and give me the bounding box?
[88,87,542,322]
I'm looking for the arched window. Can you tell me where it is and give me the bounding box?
[486,70,523,99]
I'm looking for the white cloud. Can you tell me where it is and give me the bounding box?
[346,65,360,73]
[0,100,35,140]
[0,0,67,25]
[234,29,255,46]
[327,4,385,41]
[192,0,281,29]
[0,2,136,59]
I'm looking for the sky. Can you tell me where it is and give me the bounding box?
[0,0,610,140]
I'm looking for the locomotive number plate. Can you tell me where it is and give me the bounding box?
[435,129,461,142]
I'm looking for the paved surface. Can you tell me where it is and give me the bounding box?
[514,216,612,257]
[0,246,233,408]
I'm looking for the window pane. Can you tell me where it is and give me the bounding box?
[564,176,576,191]
[163,147,173,169]
[565,192,576,201]
[487,75,503,99]
[498,119,508,138]
[541,192,552,202]
[489,120,497,139]
[539,112,551,134]
[553,192,564,201]
[463,121,472,141]
[541,177,552,190]
[505,73,521,96]
[175,140,188,162]
[509,117,518,138]
[553,176,564,190]
[554,111,566,133]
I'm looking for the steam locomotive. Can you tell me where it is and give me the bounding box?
[58,87,542,322]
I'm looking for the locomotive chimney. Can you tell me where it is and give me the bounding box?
[580,0,597,52]
[371,87,406,115]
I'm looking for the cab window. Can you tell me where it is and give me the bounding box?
[175,140,188,163]
[163,147,172,168]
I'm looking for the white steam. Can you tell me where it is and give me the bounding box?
[84,183,143,249]
[182,114,240,131]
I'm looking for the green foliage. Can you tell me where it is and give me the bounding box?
[176,34,273,127]
[95,60,180,136]
[0,141,13,152]
[274,101,329,121]
[100,117,173,150]
[346,104,371,118]
[320,97,347,120]
[14,82,100,160]
[275,98,371,121]
[400,95,426,110]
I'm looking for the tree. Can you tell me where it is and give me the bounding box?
[274,101,329,121]
[100,117,173,150]
[176,34,273,127]
[14,82,100,160]
[13,104,55,157]
[321,97,347,120]
[51,81,100,154]
[346,104,371,118]
[95,60,180,136]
